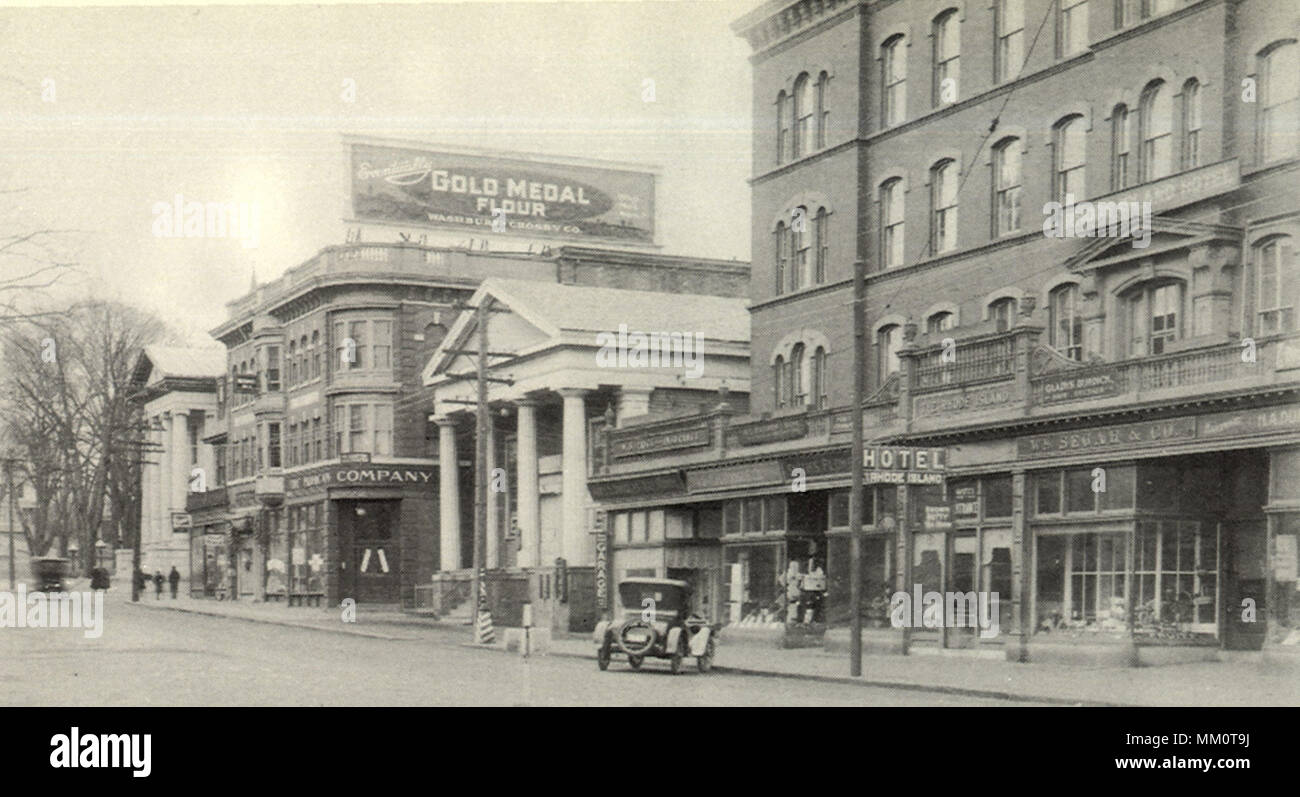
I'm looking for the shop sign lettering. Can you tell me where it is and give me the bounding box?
[1017,418,1196,459]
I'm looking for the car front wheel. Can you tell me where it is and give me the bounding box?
[597,641,611,671]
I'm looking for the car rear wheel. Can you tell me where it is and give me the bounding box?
[597,642,611,671]
[628,655,643,670]
[697,637,715,673]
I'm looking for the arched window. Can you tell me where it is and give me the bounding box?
[1140,80,1173,182]
[776,90,790,164]
[1059,0,1088,57]
[993,138,1022,236]
[927,311,955,334]
[1259,41,1299,162]
[1111,104,1131,190]
[773,355,788,408]
[790,343,807,405]
[1181,79,1201,170]
[774,221,788,295]
[990,296,1019,332]
[1125,280,1184,355]
[814,207,829,284]
[931,159,958,254]
[933,9,960,106]
[877,324,902,382]
[1257,235,1296,334]
[310,330,321,379]
[1054,115,1087,203]
[816,72,831,148]
[794,73,814,158]
[882,35,907,127]
[791,206,810,290]
[1048,283,1083,360]
[811,347,828,409]
[880,178,905,268]
[996,0,1024,82]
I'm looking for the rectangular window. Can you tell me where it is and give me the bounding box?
[348,321,366,370]
[1065,468,1096,513]
[997,0,1024,82]
[983,476,1013,518]
[372,320,392,371]
[743,498,763,533]
[1035,471,1061,514]
[334,405,345,456]
[374,404,393,456]
[1060,0,1088,57]
[723,501,741,536]
[349,404,367,453]
[1113,107,1130,190]
[1258,239,1295,334]
[265,346,281,392]
[312,417,322,462]
[994,143,1022,235]
[631,511,647,542]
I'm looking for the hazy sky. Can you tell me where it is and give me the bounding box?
[0,1,754,343]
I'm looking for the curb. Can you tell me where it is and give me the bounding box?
[123,600,418,641]
[459,639,1130,707]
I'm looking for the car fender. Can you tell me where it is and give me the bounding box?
[593,620,612,647]
[665,626,685,654]
[688,626,712,657]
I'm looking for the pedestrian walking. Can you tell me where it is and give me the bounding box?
[168,566,180,599]
[153,570,164,600]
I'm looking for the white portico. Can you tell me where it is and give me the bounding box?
[422,278,749,623]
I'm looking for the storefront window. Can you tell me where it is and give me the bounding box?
[1036,466,1136,515]
[1035,531,1129,634]
[765,496,787,531]
[826,535,893,626]
[1134,520,1217,635]
[983,476,1012,518]
[723,502,740,536]
[743,498,763,533]
[982,529,1013,631]
[724,543,784,627]
[266,531,288,597]
[1035,473,1060,514]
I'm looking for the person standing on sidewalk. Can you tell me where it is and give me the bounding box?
[168,566,180,599]
[153,570,164,600]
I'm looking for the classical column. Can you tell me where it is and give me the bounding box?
[150,417,164,547]
[171,410,190,522]
[515,399,540,569]
[559,388,590,566]
[140,418,154,548]
[436,417,461,571]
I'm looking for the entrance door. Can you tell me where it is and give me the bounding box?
[945,534,977,648]
[338,500,400,603]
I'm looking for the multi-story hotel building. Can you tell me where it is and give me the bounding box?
[591,0,1299,662]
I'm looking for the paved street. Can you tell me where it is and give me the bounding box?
[0,599,1035,707]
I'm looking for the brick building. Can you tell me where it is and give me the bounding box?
[590,0,1300,662]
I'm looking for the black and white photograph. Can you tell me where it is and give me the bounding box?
[0,0,1295,776]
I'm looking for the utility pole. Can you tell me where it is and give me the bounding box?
[849,259,867,677]
[469,299,489,642]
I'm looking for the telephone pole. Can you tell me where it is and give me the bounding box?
[849,259,867,677]
[469,299,489,641]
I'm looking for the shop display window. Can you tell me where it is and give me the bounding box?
[1133,520,1217,636]
[723,543,785,627]
[1035,531,1129,635]
[1034,466,1136,516]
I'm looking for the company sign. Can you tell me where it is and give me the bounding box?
[862,446,948,486]
[286,464,436,491]
[350,143,655,244]
[1035,366,1123,404]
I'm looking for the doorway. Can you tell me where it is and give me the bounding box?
[338,499,401,603]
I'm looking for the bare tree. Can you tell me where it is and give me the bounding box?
[1,301,167,573]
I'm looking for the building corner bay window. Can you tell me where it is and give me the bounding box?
[334,402,393,456]
[334,316,393,374]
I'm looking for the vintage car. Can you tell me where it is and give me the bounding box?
[594,578,717,674]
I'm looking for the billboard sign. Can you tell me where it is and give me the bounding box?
[349,142,655,245]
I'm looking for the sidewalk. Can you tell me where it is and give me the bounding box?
[119,592,1300,706]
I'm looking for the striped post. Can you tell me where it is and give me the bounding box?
[475,579,495,645]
